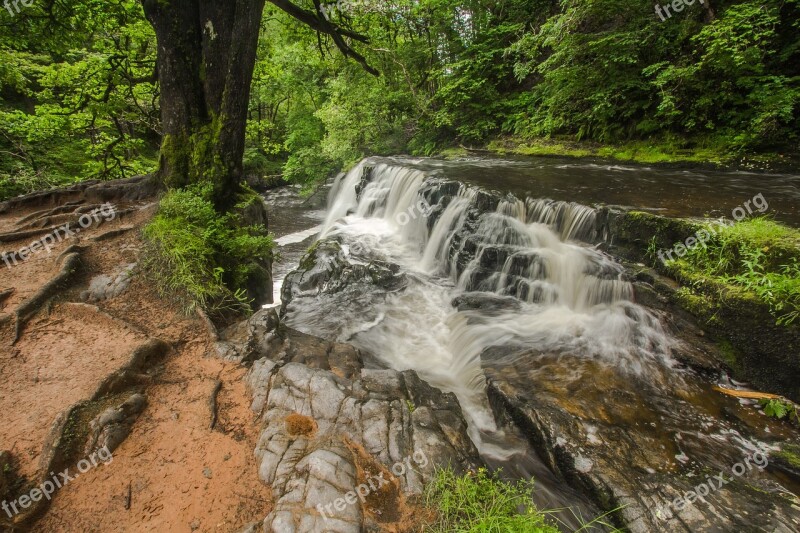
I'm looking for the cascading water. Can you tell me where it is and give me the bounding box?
[286,160,679,486]
[274,157,800,531]
[308,162,676,397]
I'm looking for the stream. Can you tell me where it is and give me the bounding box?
[264,156,800,531]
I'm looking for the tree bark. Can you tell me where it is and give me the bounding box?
[141,0,375,210]
[142,0,266,209]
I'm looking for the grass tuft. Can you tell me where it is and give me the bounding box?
[423,467,560,532]
[142,184,274,316]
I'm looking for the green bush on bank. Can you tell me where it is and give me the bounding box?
[142,184,274,315]
[666,218,800,325]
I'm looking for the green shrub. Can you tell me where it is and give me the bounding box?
[423,467,560,533]
[668,218,800,325]
[142,184,274,315]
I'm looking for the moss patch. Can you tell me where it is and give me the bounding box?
[284,413,317,437]
[666,218,800,326]
[776,444,800,469]
[485,135,796,171]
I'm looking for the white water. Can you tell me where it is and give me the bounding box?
[288,163,677,458]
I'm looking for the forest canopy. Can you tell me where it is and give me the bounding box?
[1,0,798,200]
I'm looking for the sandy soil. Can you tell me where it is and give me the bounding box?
[0,198,271,532]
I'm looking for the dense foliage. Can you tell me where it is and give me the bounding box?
[244,0,800,188]
[1,0,799,196]
[0,0,159,200]
[142,185,274,315]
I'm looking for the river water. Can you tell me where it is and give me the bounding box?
[264,156,800,531]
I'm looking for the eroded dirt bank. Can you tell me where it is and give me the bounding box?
[0,184,272,532]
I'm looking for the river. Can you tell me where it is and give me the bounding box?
[264,156,800,532]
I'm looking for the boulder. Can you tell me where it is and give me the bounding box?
[246,327,481,533]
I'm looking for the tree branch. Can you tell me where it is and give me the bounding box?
[268,0,379,76]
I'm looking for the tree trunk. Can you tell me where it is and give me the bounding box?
[142,0,266,209]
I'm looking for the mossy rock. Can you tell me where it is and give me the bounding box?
[233,186,269,228]
[605,210,800,402]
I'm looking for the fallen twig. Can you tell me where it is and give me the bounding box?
[712,385,782,400]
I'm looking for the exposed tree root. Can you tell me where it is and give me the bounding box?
[0,287,14,306]
[15,201,83,226]
[13,204,107,232]
[0,174,159,216]
[91,225,135,242]
[92,339,171,399]
[13,252,82,344]
[0,181,101,215]
[0,204,138,245]
[11,338,170,528]
[210,380,223,431]
[0,225,67,244]
[56,244,88,265]
[197,307,219,341]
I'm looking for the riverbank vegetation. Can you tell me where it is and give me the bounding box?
[423,467,561,532]
[142,185,274,316]
[2,0,799,201]
[664,218,800,326]
[423,467,620,532]
[245,0,800,183]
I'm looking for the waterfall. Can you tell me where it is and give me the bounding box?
[288,159,675,452]
[321,162,428,240]
[525,198,598,241]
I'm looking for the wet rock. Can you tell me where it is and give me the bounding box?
[602,209,800,403]
[629,272,730,376]
[451,293,522,314]
[281,240,407,315]
[355,165,374,199]
[484,352,800,533]
[773,443,800,480]
[246,327,481,533]
[84,393,147,456]
[215,307,282,363]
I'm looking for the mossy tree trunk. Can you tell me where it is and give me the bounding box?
[142,0,266,210]
[141,1,375,210]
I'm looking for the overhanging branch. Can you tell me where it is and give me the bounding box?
[268,0,379,76]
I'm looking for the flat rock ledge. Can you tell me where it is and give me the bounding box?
[223,310,481,533]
